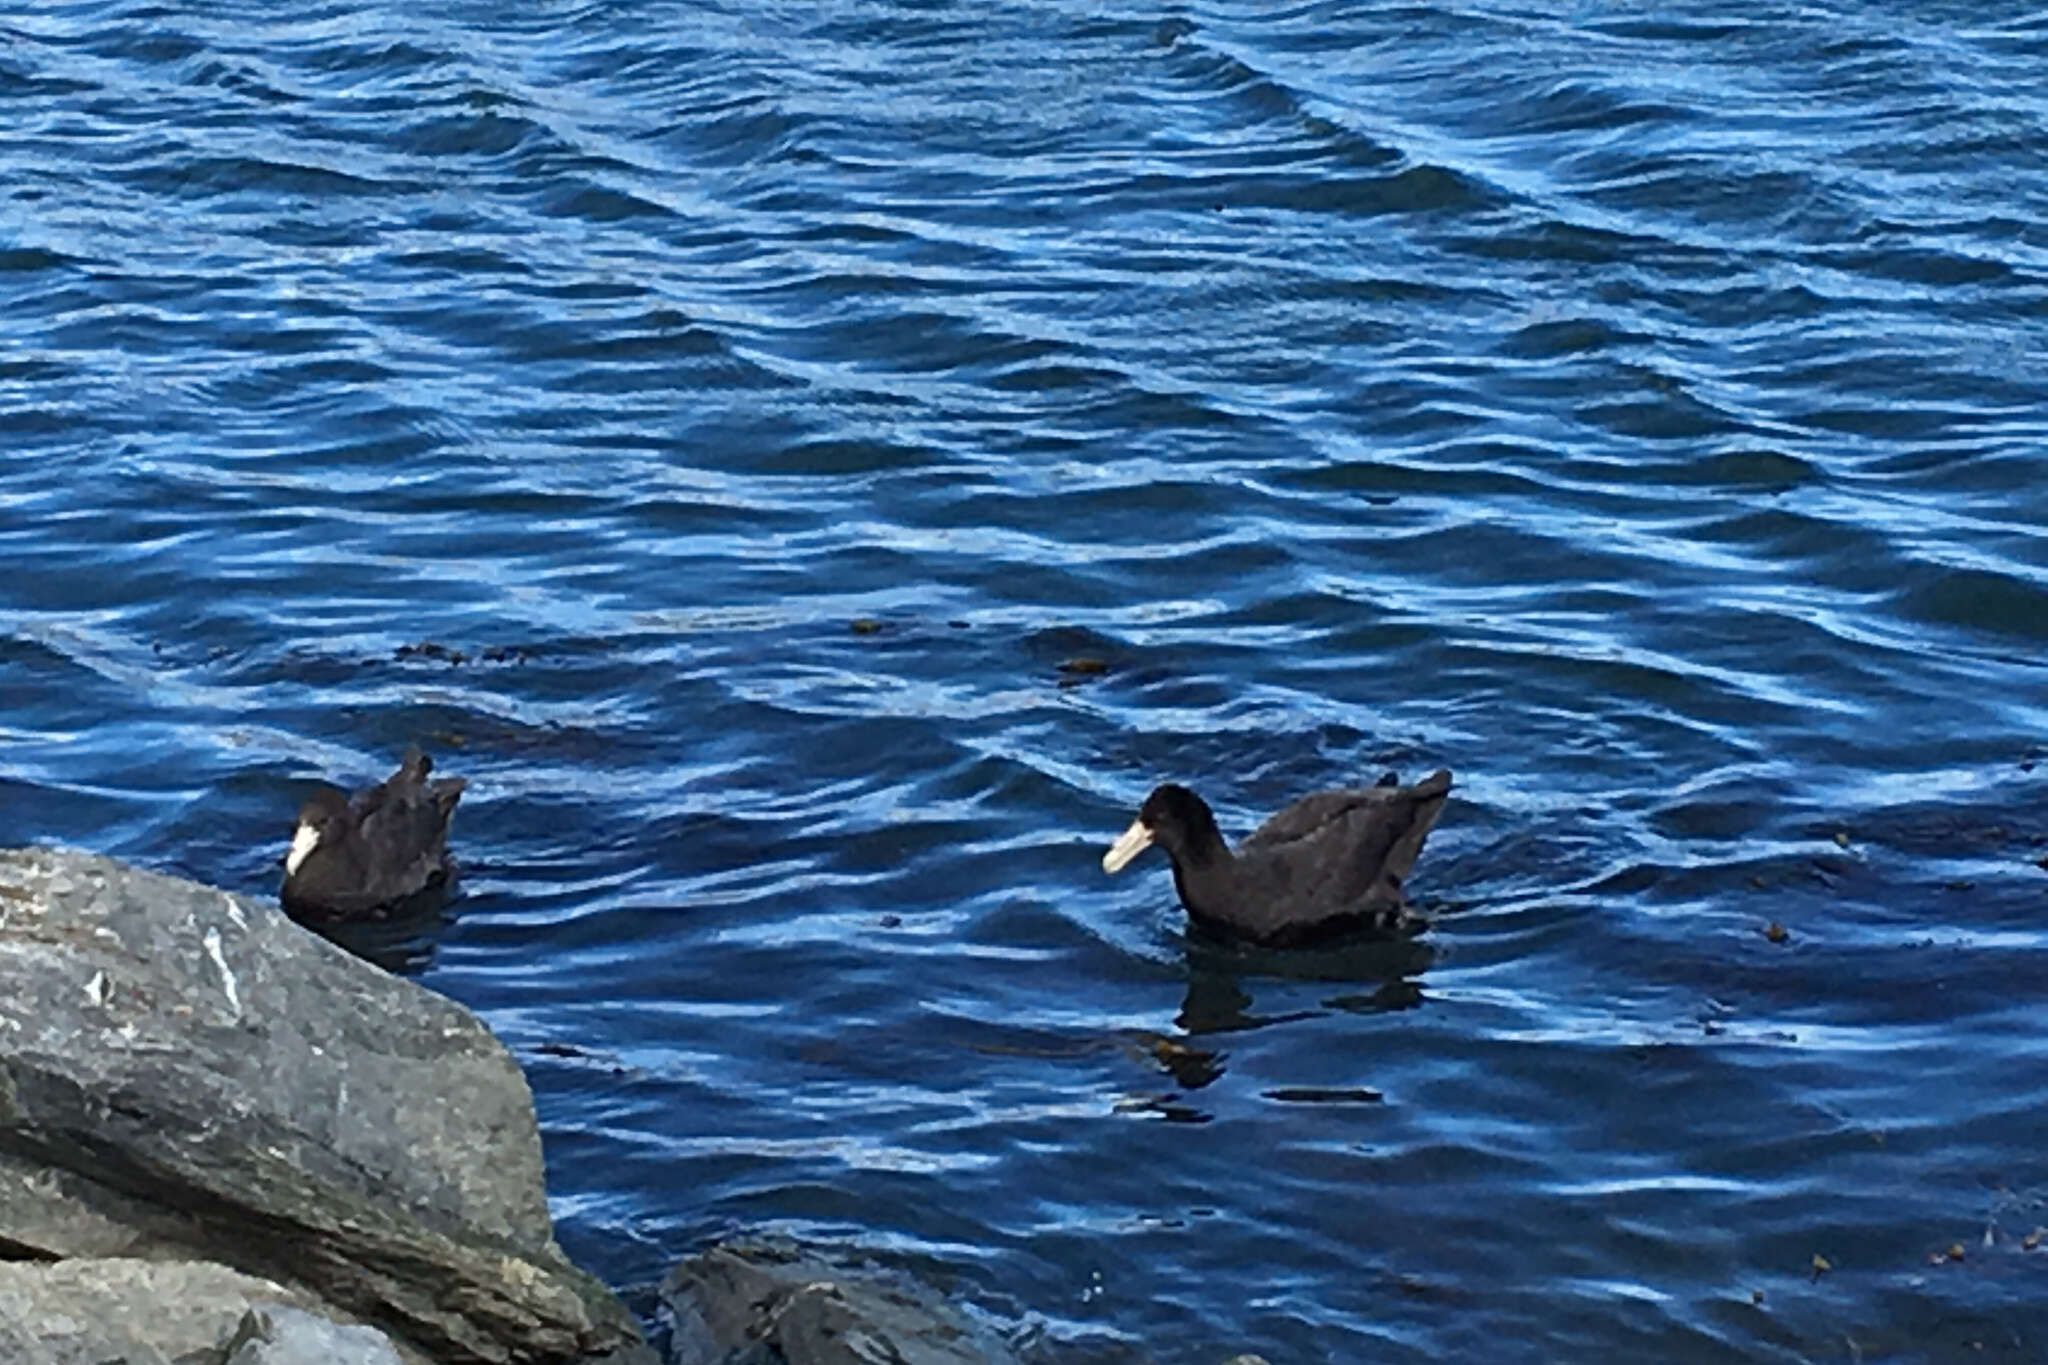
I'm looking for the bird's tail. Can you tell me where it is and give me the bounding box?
[1377,768,1452,890]
[428,776,466,818]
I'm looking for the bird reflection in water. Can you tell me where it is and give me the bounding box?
[1116,930,1435,1122]
[1179,931,1434,1033]
[308,901,457,974]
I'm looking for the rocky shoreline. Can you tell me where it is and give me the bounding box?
[0,846,649,1365]
[0,847,1265,1365]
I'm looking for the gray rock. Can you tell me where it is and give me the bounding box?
[662,1240,1020,1365]
[0,1257,411,1365]
[224,1301,410,1365]
[0,846,652,1365]
[0,1144,197,1258]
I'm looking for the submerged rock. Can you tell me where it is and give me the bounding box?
[661,1240,1020,1365]
[0,846,652,1365]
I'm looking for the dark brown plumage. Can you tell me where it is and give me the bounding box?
[280,746,466,922]
[1101,769,1452,946]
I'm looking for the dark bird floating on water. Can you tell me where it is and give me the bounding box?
[281,746,466,923]
[1101,769,1452,947]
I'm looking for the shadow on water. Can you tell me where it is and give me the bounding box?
[1115,929,1434,1122]
[1178,930,1435,1035]
[289,883,462,975]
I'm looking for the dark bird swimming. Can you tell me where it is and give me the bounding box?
[1101,769,1452,946]
[281,746,466,922]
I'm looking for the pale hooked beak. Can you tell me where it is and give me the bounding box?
[1101,818,1154,874]
[285,822,321,877]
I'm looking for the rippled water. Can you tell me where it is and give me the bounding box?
[6,1,2048,1359]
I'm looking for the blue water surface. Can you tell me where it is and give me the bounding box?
[5,1,2048,1360]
